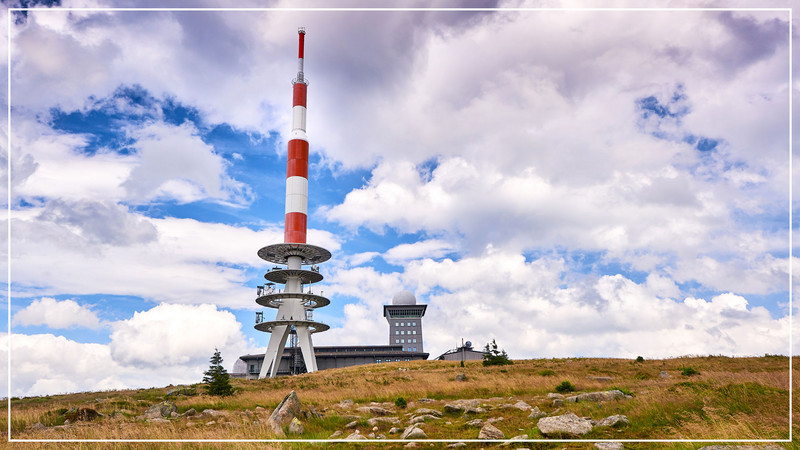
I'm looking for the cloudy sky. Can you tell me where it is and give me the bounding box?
[2,1,798,398]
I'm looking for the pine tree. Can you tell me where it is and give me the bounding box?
[482,339,513,366]
[203,348,234,396]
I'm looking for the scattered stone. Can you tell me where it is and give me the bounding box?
[528,406,545,419]
[267,390,302,436]
[410,414,440,424]
[357,405,393,416]
[547,393,564,399]
[487,417,504,423]
[463,406,485,415]
[417,398,434,403]
[288,417,304,434]
[186,421,196,427]
[165,385,197,397]
[501,434,529,446]
[587,376,614,382]
[329,430,343,438]
[389,427,402,434]
[368,416,401,426]
[346,420,358,428]
[337,399,354,409]
[512,400,532,411]
[202,409,220,416]
[401,425,428,439]
[478,422,505,439]
[659,371,671,378]
[31,422,46,430]
[595,443,624,450]
[144,402,177,420]
[404,443,418,448]
[64,407,102,422]
[552,399,564,407]
[180,408,197,418]
[596,415,630,428]
[537,412,593,436]
[447,443,467,448]
[564,390,631,403]
[414,408,442,417]
[255,406,266,412]
[147,418,170,424]
[444,403,464,414]
[466,418,483,427]
[455,373,467,381]
[345,431,367,440]
[368,432,376,438]
[170,411,178,418]
[205,421,216,425]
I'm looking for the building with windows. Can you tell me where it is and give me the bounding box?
[436,340,487,362]
[232,291,429,378]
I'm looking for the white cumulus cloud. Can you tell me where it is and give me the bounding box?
[13,297,102,329]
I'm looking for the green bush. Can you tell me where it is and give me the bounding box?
[635,356,645,363]
[202,348,234,396]
[538,369,556,376]
[680,367,700,376]
[555,381,576,393]
[394,397,407,409]
[482,339,513,366]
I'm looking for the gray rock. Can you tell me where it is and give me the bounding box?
[455,373,467,381]
[566,390,631,403]
[288,417,304,434]
[595,443,624,450]
[552,399,564,407]
[528,406,545,419]
[345,431,367,440]
[465,418,483,427]
[267,390,302,435]
[345,420,358,428]
[410,414,439,424]
[414,408,442,417]
[401,425,428,439]
[547,393,564,399]
[180,408,197,418]
[537,412,593,436]
[659,371,671,378]
[144,401,177,420]
[512,400,532,410]
[447,443,467,448]
[501,434,529,446]
[487,417,504,423]
[357,405,393,416]
[404,443,418,448]
[31,422,46,430]
[389,426,402,434]
[147,418,170,423]
[329,430,343,438]
[367,416,400,426]
[165,385,197,397]
[596,415,630,428]
[478,422,505,439]
[444,403,464,414]
[587,376,614,381]
[417,398,434,403]
[463,406,486,415]
[337,399,354,408]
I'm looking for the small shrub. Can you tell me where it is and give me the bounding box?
[635,356,645,363]
[394,397,407,409]
[555,381,576,393]
[680,367,700,376]
[538,369,556,377]
[612,386,634,396]
[634,371,653,380]
[482,339,513,366]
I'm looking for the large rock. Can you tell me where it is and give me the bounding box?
[401,425,428,439]
[512,400,531,411]
[565,390,631,403]
[537,412,593,436]
[367,416,401,426]
[144,401,177,420]
[595,443,624,450]
[345,431,368,440]
[357,406,393,416]
[288,417,304,434]
[528,406,545,419]
[596,415,630,428]
[500,434,529,446]
[414,408,442,417]
[478,422,505,439]
[267,390,302,435]
[165,385,197,397]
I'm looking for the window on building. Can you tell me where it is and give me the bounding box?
[395,321,399,326]
[412,330,416,334]
[396,359,401,362]
[412,322,415,326]
[413,347,417,351]
[395,339,399,343]
[250,364,255,373]
[400,322,404,326]
[395,330,399,335]
[377,359,382,363]
[401,339,405,343]
[405,358,410,361]
[401,330,405,335]
[413,338,416,343]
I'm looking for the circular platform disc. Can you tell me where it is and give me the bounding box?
[264,268,323,285]
[258,243,332,265]
[256,292,330,309]
[254,320,330,333]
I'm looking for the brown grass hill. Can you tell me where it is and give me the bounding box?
[4,355,798,449]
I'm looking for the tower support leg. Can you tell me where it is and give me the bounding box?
[260,325,290,378]
[296,326,317,372]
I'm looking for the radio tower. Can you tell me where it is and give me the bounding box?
[254,28,331,378]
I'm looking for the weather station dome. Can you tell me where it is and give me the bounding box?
[392,290,417,305]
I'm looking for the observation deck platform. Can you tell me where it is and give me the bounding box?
[258,243,331,265]
[255,319,330,334]
[264,268,323,285]
[256,292,330,309]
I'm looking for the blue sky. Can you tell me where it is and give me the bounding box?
[2,2,798,397]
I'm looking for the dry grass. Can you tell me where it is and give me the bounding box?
[2,355,798,449]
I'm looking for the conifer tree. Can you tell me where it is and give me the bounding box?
[203,348,234,396]
[482,339,513,366]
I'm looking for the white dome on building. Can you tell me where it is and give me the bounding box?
[392,290,417,305]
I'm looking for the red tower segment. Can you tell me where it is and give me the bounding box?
[285,28,309,244]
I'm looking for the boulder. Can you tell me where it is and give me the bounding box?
[478,422,505,439]
[414,408,442,417]
[455,373,467,381]
[500,434,529,446]
[345,420,358,428]
[417,398,434,403]
[595,443,624,450]
[357,406,393,416]
[389,427,402,434]
[337,399,354,409]
[512,400,532,411]
[345,431,367,440]
[447,443,467,448]
[329,430,343,438]
[288,417,304,434]
[401,425,428,439]
[180,408,197,418]
[466,418,483,427]
[64,407,102,422]
[266,391,302,436]
[367,416,401,426]
[165,385,197,397]
[552,399,564,407]
[565,390,631,403]
[596,415,630,428]
[528,406,545,419]
[463,406,485,415]
[547,393,564,399]
[410,414,440,424]
[537,412,593,436]
[444,403,464,414]
[144,402,177,420]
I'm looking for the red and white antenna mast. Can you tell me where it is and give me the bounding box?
[285,27,309,244]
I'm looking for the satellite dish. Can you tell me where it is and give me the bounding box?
[465,341,472,349]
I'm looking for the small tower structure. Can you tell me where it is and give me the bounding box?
[255,28,331,378]
[384,291,427,353]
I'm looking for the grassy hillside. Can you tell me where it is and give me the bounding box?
[4,355,798,448]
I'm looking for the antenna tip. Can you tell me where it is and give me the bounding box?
[298,27,306,35]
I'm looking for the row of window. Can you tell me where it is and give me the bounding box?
[377,358,411,363]
[394,330,417,335]
[394,321,417,327]
[395,338,418,344]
